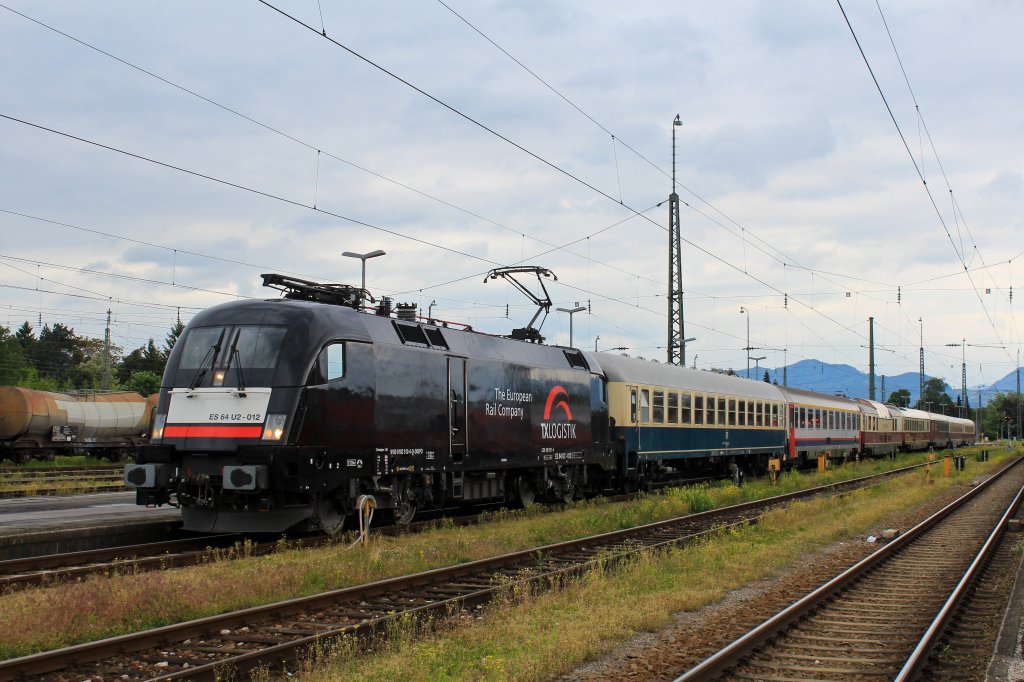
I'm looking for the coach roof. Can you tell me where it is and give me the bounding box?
[590,352,786,401]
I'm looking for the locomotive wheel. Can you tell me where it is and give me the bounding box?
[514,475,536,508]
[391,497,418,525]
[313,495,345,535]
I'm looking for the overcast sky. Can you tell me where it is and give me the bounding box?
[1,1,1021,391]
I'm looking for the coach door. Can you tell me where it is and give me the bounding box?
[448,357,467,464]
[625,385,640,478]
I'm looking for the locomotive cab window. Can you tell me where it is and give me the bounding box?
[325,343,345,381]
[309,342,346,384]
[178,324,287,380]
[178,327,227,369]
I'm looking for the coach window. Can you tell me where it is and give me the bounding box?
[630,389,638,424]
[756,402,763,427]
[717,397,726,426]
[653,391,664,423]
[641,390,650,423]
[772,403,779,428]
[729,399,738,426]
[748,401,755,427]
[681,393,692,425]
[667,392,678,424]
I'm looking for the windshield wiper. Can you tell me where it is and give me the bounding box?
[188,331,225,390]
[231,347,247,396]
[222,331,247,396]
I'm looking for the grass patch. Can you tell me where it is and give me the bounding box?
[302,452,1013,681]
[0,446,1009,660]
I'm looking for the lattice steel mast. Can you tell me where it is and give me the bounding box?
[667,114,685,365]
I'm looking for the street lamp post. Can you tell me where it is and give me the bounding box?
[739,307,750,379]
[342,249,386,298]
[556,305,586,348]
[750,355,766,381]
[682,336,696,367]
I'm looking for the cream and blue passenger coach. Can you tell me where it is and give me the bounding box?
[593,353,789,480]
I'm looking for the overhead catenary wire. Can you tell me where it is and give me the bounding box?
[0,5,1011,378]
[5,0,944,370]
[0,3,668,289]
[835,0,1011,362]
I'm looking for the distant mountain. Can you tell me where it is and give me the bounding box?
[976,369,1023,397]
[738,359,953,406]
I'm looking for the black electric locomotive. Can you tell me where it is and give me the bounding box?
[126,275,614,533]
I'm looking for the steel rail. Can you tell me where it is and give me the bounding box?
[0,462,927,680]
[671,455,1022,682]
[894,468,1024,681]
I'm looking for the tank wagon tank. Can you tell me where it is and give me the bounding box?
[0,387,151,462]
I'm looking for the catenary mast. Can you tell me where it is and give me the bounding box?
[667,115,684,365]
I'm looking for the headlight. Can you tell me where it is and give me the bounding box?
[151,414,167,442]
[261,413,287,441]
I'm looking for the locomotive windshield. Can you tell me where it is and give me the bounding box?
[178,325,288,370]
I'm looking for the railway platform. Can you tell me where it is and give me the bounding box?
[988,517,1024,681]
[0,491,181,560]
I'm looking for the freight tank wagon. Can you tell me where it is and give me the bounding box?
[0,386,151,462]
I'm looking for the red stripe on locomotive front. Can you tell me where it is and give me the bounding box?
[164,425,263,438]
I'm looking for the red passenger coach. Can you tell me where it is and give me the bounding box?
[777,386,861,465]
[854,399,898,458]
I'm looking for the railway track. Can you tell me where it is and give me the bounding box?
[0,465,914,592]
[0,508,493,591]
[0,463,928,681]
[673,456,1024,682]
[0,465,125,497]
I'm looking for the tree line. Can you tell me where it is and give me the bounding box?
[0,319,185,396]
